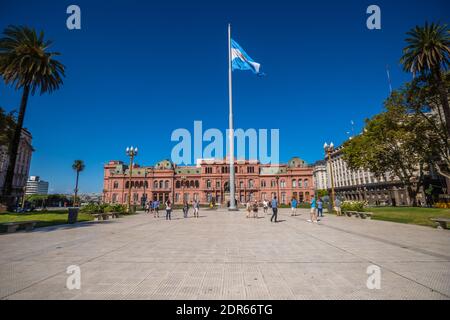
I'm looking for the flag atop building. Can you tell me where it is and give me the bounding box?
[231,39,263,75]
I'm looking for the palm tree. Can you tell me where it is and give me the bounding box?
[0,26,65,204]
[72,160,85,207]
[400,22,450,136]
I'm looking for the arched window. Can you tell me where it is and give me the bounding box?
[248,179,254,188]
[190,180,195,188]
[240,180,244,188]
[206,180,211,189]
[165,180,169,189]
[153,181,158,189]
[292,179,297,188]
[176,181,181,188]
[280,180,286,188]
[261,180,266,188]
[271,180,276,187]
[304,179,309,188]
[144,181,148,188]
[195,180,199,188]
[131,181,135,188]
[159,180,163,189]
[113,181,119,189]
[298,179,303,188]
[125,181,130,189]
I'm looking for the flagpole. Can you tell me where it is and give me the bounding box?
[228,23,237,211]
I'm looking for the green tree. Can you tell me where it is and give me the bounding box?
[400,22,450,136]
[72,160,85,206]
[405,73,450,179]
[343,90,437,207]
[0,26,65,203]
[0,107,16,148]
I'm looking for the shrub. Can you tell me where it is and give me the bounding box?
[341,201,367,212]
[434,201,450,209]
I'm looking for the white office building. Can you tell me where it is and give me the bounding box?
[313,160,329,190]
[25,176,49,195]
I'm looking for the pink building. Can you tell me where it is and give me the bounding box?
[103,157,314,206]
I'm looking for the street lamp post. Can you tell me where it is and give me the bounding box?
[275,176,280,203]
[181,176,186,204]
[324,142,336,211]
[126,146,138,213]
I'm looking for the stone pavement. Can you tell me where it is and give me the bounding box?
[0,208,449,300]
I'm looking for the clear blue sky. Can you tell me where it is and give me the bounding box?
[0,0,448,193]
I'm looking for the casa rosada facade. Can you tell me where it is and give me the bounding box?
[103,157,315,206]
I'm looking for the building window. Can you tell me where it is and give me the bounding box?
[240,180,244,188]
[159,180,163,188]
[154,181,158,189]
[271,180,276,187]
[125,181,130,188]
[292,179,297,188]
[175,193,180,202]
[113,181,119,189]
[112,194,117,203]
[205,167,212,174]
[195,180,199,188]
[280,180,286,188]
[281,192,286,204]
[206,180,211,189]
[165,180,169,189]
[304,179,309,188]
[248,179,254,188]
[216,181,221,189]
[176,181,181,188]
[247,166,254,173]
[298,179,303,188]
[261,180,266,188]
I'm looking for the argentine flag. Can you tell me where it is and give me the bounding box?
[231,39,263,75]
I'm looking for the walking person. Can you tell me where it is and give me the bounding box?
[262,199,268,214]
[334,198,342,216]
[252,200,259,218]
[193,199,200,218]
[307,196,318,223]
[154,200,159,218]
[270,196,278,223]
[183,200,189,218]
[246,200,252,218]
[165,199,172,220]
[317,197,324,218]
[290,197,298,216]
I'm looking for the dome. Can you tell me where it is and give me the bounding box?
[288,157,306,168]
[154,159,174,170]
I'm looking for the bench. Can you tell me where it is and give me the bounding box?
[431,218,450,230]
[92,212,121,221]
[358,212,373,219]
[1,221,38,233]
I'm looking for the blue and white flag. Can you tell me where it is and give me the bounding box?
[231,39,263,75]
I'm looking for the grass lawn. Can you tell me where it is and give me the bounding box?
[369,207,450,228]
[0,210,94,230]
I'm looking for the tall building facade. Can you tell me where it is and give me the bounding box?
[103,157,315,206]
[25,176,49,195]
[313,160,329,190]
[0,129,33,199]
[325,145,419,205]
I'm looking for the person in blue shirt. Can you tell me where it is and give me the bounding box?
[308,196,318,223]
[317,198,324,218]
[290,198,298,216]
[270,196,278,223]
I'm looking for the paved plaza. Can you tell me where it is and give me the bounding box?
[0,208,449,300]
